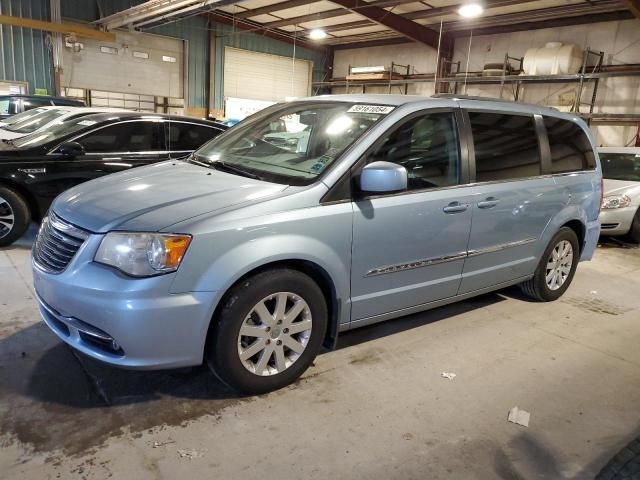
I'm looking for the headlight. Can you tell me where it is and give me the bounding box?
[602,194,631,209]
[95,232,191,277]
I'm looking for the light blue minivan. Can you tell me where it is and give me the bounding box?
[32,95,602,393]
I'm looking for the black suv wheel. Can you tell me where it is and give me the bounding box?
[0,186,30,247]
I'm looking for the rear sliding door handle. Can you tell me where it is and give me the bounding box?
[443,201,469,214]
[477,197,500,209]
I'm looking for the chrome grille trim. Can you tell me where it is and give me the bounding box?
[33,212,89,274]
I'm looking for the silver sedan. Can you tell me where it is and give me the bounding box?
[599,147,640,243]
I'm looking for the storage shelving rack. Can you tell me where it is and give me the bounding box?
[313,48,640,127]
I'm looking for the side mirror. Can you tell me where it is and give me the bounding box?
[57,141,85,157]
[359,161,407,194]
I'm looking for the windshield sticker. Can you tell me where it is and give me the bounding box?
[78,120,97,126]
[347,105,395,114]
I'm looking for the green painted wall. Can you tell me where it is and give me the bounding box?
[0,0,54,94]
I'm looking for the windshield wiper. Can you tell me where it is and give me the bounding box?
[213,161,262,180]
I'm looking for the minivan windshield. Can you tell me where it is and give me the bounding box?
[193,102,390,185]
[11,115,99,148]
[4,108,69,133]
[600,152,640,182]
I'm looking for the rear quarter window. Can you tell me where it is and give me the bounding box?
[543,117,595,173]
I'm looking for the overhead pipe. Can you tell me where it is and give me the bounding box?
[100,0,203,30]
[133,0,222,28]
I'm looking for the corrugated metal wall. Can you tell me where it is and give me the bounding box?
[0,0,54,94]
[212,22,328,110]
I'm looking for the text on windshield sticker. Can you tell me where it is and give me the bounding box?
[347,105,395,114]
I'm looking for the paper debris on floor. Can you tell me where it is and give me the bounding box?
[152,440,175,448]
[441,372,456,380]
[177,449,204,459]
[507,407,530,427]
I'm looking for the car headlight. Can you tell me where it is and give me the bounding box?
[95,232,191,277]
[602,194,631,209]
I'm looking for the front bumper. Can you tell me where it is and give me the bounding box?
[32,235,219,369]
[599,207,637,236]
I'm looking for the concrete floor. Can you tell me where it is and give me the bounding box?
[1,227,640,480]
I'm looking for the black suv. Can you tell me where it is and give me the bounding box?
[0,112,226,246]
[0,95,84,119]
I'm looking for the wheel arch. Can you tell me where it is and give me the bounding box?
[205,258,342,355]
[0,178,42,221]
[561,218,586,254]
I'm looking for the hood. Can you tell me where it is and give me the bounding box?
[52,161,289,233]
[604,179,640,198]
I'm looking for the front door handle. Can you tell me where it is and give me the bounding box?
[443,201,469,214]
[477,197,500,209]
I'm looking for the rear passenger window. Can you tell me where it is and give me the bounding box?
[469,112,541,182]
[367,112,460,191]
[165,123,220,151]
[544,117,595,173]
[78,121,162,153]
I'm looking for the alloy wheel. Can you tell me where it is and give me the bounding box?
[0,196,15,240]
[237,292,313,376]
[545,240,573,291]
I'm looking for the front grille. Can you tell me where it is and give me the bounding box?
[33,212,89,273]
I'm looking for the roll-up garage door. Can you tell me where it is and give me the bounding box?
[60,31,184,110]
[223,47,312,103]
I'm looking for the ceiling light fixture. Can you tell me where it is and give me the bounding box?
[309,28,327,40]
[458,3,484,18]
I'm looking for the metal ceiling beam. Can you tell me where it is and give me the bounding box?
[622,0,640,17]
[262,0,419,28]
[326,3,630,47]
[205,12,326,52]
[235,0,323,18]
[0,14,115,41]
[326,0,445,49]
[321,0,540,33]
[324,4,634,46]
[236,0,419,20]
[449,9,633,36]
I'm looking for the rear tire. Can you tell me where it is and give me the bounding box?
[628,208,640,244]
[520,227,580,302]
[0,186,30,247]
[207,269,327,395]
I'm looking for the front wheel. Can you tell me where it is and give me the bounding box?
[520,227,580,302]
[0,186,31,247]
[207,269,327,394]
[628,208,640,244]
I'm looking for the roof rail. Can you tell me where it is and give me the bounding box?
[431,93,512,102]
[431,93,559,111]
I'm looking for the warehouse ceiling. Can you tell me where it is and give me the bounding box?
[97,0,639,50]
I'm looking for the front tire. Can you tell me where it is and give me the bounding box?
[207,269,328,394]
[520,227,580,302]
[0,186,30,247]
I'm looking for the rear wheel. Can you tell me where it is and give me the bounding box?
[207,269,327,394]
[628,208,640,244]
[0,186,30,247]
[520,227,579,301]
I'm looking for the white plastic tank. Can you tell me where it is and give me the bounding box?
[523,42,583,75]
